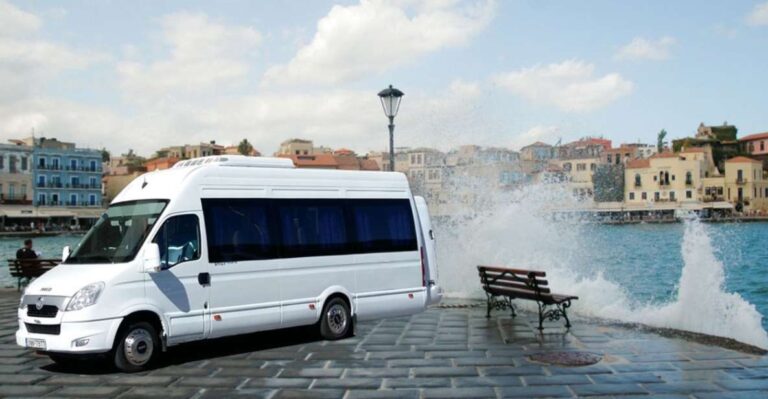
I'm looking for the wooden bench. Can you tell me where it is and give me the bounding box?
[477,265,578,330]
[7,259,60,291]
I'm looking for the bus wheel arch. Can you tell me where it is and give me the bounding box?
[318,293,354,340]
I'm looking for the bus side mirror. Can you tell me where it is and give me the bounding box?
[142,243,162,273]
[61,246,71,262]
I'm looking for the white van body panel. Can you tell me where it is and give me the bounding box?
[16,156,434,355]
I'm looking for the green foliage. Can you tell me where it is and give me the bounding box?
[657,129,667,152]
[237,138,254,155]
[100,147,110,162]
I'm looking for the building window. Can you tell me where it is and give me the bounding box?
[51,193,59,205]
[70,159,77,170]
[89,194,96,206]
[670,191,676,201]
[686,190,692,199]
[671,174,675,181]
[90,177,97,188]
[20,184,26,198]
[642,192,647,200]
[634,174,641,187]
[90,160,97,171]
[37,175,45,187]
[0,155,3,170]
[737,169,743,182]
[629,192,635,200]
[38,193,46,206]
[52,158,60,169]
[38,157,45,168]
[765,188,768,197]
[761,141,765,152]
[653,175,657,181]
[70,194,77,206]
[71,176,80,187]
[685,171,692,185]
[590,163,596,171]
[654,192,660,201]
[607,154,612,163]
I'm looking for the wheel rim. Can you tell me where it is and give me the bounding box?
[123,328,153,366]
[326,303,348,335]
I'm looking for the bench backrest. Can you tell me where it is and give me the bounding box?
[477,265,551,300]
[6,259,59,278]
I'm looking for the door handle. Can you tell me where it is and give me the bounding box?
[198,272,211,286]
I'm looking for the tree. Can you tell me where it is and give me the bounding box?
[237,138,254,155]
[657,129,667,153]
[101,148,110,162]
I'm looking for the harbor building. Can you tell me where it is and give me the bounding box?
[624,148,716,206]
[0,142,33,205]
[25,137,103,208]
[724,156,768,213]
[739,131,768,169]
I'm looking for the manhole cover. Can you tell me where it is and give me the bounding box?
[528,351,602,367]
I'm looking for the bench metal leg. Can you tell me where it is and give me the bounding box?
[537,301,573,330]
[485,294,515,318]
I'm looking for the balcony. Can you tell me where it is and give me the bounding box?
[702,196,725,203]
[0,194,32,205]
[36,183,102,190]
[36,164,103,173]
[736,177,747,185]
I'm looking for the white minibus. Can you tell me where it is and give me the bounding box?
[16,156,442,371]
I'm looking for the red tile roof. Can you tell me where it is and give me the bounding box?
[278,154,338,168]
[681,147,706,153]
[726,156,761,164]
[626,159,650,169]
[740,132,768,142]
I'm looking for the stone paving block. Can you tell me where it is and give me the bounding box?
[150,366,213,376]
[524,374,592,386]
[105,375,177,386]
[328,359,387,368]
[0,385,55,397]
[176,376,243,387]
[120,387,201,398]
[215,366,282,377]
[497,385,573,398]
[684,351,752,361]
[247,377,314,389]
[642,381,723,394]
[715,378,768,391]
[383,377,451,388]
[387,358,452,368]
[655,370,736,382]
[735,357,768,368]
[412,366,478,377]
[311,377,382,389]
[345,368,410,378]
[422,387,496,398]
[480,365,546,376]
[452,375,523,387]
[725,367,768,380]
[199,388,274,398]
[279,368,344,378]
[590,371,663,384]
[346,389,421,399]
[546,365,614,375]
[41,375,105,385]
[695,391,768,399]
[610,362,678,373]
[272,388,345,399]
[675,360,742,371]
[367,351,425,360]
[427,350,486,359]
[0,373,46,384]
[570,383,648,396]
[0,364,31,373]
[51,386,126,397]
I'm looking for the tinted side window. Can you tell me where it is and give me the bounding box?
[153,214,200,268]
[277,200,349,258]
[202,199,276,262]
[351,199,417,253]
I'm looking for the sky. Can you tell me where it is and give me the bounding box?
[1,0,767,157]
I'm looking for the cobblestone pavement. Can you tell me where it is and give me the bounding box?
[2,291,768,398]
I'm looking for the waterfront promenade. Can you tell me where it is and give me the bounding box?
[2,291,768,398]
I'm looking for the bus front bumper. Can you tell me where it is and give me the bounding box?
[16,317,122,354]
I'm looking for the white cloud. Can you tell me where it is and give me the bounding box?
[117,12,261,101]
[0,1,103,102]
[615,36,676,61]
[493,60,634,112]
[263,0,495,86]
[747,2,768,26]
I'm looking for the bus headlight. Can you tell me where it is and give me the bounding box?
[66,282,105,311]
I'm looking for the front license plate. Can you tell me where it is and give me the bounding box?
[26,338,46,350]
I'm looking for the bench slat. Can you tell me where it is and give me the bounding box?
[478,265,546,277]
[478,270,549,287]
[484,279,551,294]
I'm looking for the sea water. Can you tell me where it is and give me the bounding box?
[434,184,768,349]
[2,190,767,348]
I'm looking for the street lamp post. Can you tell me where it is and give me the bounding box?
[377,84,404,172]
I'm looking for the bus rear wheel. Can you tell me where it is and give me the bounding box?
[319,297,351,340]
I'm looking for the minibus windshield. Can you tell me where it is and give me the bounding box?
[65,200,168,264]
